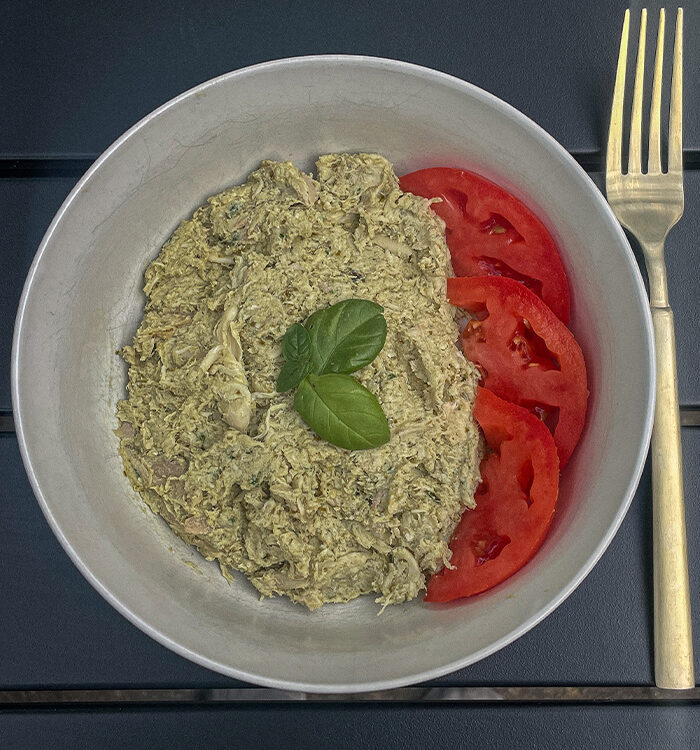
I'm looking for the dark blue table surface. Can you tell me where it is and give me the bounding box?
[2,0,699,158]
[3,1,699,747]
[2,704,700,750]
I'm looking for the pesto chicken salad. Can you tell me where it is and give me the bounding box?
[116,153,484,610]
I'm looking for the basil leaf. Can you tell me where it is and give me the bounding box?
[303,307,324,332]
[276,358,312,392]
[281,322,311,362]
[306,299,387,375]
[294,373,390,450]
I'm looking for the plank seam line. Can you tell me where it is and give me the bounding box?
[1,152,700,177]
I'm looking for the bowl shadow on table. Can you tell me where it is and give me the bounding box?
[636,458,654,672]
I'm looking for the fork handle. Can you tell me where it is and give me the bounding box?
[651,305,695,689]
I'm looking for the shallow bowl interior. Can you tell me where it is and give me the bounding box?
[12,56,653,692]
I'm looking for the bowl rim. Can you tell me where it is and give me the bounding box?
[11,54,655,693]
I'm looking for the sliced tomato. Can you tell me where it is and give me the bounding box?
[400,167,570,323]
[448,275,587,467]
[426,387,559,602]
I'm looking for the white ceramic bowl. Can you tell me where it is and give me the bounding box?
[12,56,654,692]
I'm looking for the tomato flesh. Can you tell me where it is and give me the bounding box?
[426,387,559,602]
[400,167,570,323]
[448,275,587,467]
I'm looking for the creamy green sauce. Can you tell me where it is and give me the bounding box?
[116,153,482,610]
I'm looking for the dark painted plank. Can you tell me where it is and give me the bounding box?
[2,704,699,750]
[2,0,698,157]
[4,171,700,411]
[3,429,699,689]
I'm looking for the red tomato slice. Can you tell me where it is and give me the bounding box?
[399,167,570,323]
[448,275,587,467]
[426,387,559,602]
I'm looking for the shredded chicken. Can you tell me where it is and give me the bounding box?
[116,153,482,610]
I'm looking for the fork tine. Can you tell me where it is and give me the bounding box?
[607,9,630,175]
[629,9,647,173]
[648,9,665,174]
[668,8,683,172]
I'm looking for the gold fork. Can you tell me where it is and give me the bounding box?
[606,8,693,689]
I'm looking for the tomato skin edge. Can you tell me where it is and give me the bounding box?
[447,274,588,468]
[425,387,559,603]
[399,167,571,323]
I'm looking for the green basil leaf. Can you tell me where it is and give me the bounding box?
[293,373,390,450]
[276,358,312,392]
[281,322,311,363]
[306,299,387,375]
[303,307,324,332]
